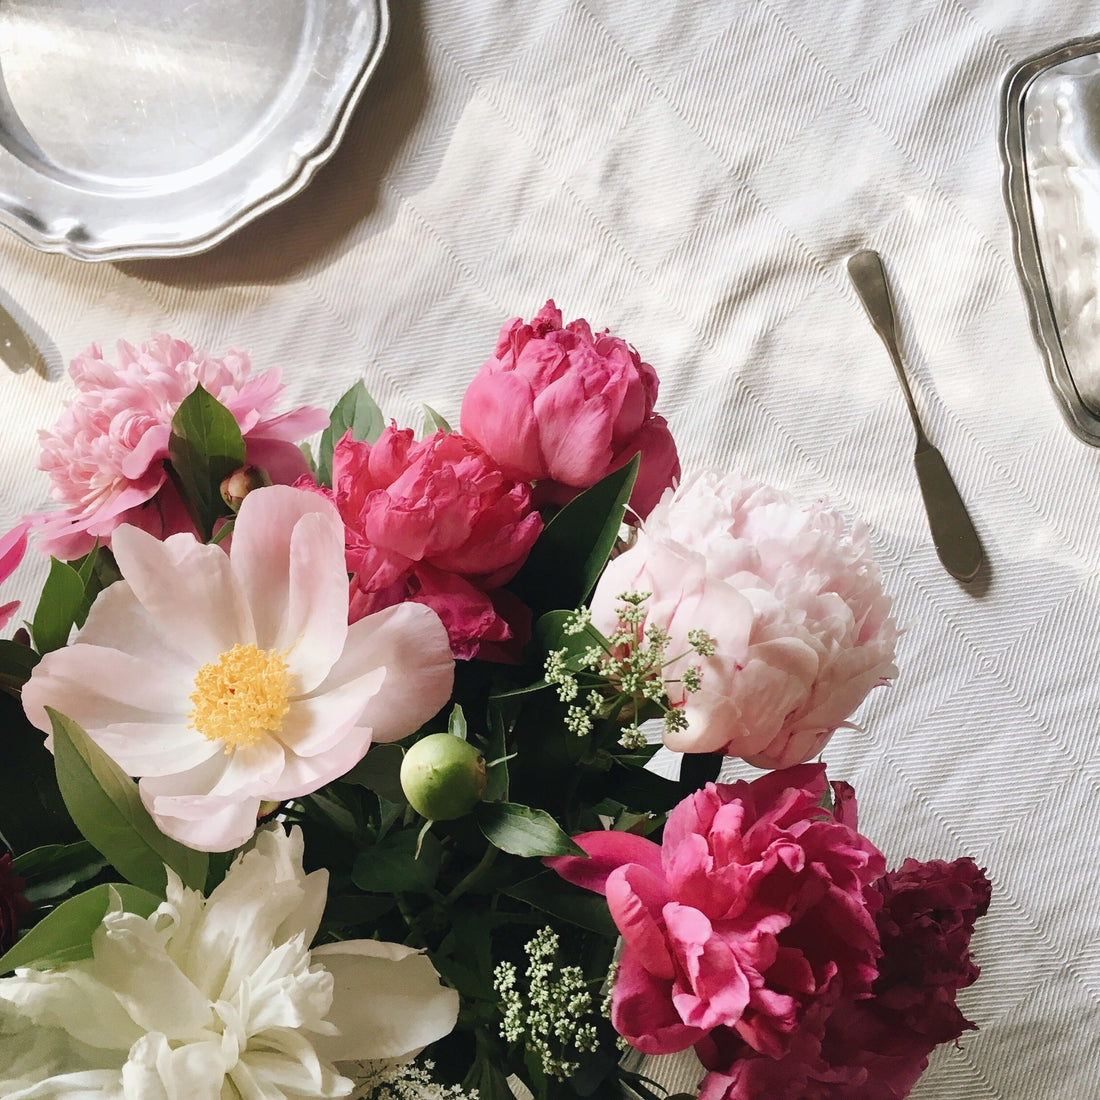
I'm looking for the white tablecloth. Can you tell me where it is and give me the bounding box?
[2,3,1098,1096]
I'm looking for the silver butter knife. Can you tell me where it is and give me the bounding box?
[0,299,48,376]
[847,249,983,583]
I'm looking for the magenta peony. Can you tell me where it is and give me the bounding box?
[0,522,28,630]
[26,335,328,560]
[695,857,991,1100]
[311,425,543,661]
[546,764,885,1060]
[589,471,899,767]
[459,300,680,518]
[0,851,30,954]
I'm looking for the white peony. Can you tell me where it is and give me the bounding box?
[0,826,459,1099]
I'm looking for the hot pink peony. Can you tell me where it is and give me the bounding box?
[589,471,900,767]
[459,300,680,518]
[695,857,991,1100]
[27,335,328,560]
[546,764,885,1060]
[312,425,543,661]
[0,522,28,631]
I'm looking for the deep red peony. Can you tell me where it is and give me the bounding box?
[0,852,30,954]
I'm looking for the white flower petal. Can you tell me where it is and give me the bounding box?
[139,780,263,853]
[328,603,454,744]
[280,667,386,759]
[111,525,255,663]
[309,941,459,1063]
[230,487,347,670]
[121,1032,227,1100]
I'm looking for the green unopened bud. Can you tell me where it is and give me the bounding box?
[219,465,271,511]
[400,732,487,820]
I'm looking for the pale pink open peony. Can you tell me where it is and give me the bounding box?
[21,485,455,852]
[589,471,900,767]
[28,335,328,560]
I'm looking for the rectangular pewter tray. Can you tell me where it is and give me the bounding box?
[1002,35,1100,445]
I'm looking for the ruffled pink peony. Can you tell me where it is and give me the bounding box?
[459,300,679,518]
[0,522,28,631]
[696,857,991,1100]
[310,426,543,661]
[547,764,885,1060]
[589,471,900,767]
[27,335,328,560]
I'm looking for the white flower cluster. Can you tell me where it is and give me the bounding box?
[544,592,714,750]
[351,1058,479,1100]
[493,927,600,1082]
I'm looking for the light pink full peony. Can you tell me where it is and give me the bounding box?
[27,335,328,560]
[459,300,680,518]
[589,471,900,768]
[546,764,885,1061]
[21,486,455,852]
[306,425,544,662]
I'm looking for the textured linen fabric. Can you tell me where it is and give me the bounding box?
[2,2,1099,1096]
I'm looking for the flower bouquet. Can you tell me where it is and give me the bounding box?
[0,303,990,1099]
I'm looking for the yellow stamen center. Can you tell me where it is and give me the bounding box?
[189,643,292,752]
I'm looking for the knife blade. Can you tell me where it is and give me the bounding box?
[846,249,984,583]
[0,299,48,376]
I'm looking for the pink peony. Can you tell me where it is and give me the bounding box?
[695,857,991,1100]
[27,335,328,560]
[459,300,680,518]
[309,425,543,661]
[546,764,885,1060]
[0,522,28,631]
[589,471,900,767]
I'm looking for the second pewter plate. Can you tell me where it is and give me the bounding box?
[1002,34,1100,446]
[0,0,388,262]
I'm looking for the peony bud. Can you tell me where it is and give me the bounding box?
[400,732,487,821]
[220,465,272,512]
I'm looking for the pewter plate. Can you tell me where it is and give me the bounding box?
[0,0,388,262]
[1001,35,1100,445]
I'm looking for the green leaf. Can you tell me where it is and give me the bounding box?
[30,558,86,654]
[463,1054,517,1100]
[0,637,39,696]
[12,841,108,904]
[0,882,161,974]
[167,383,246,540]
[509,455,639,619]
[503,871,617,937]
[448,704,468,741]
[342,743,408,805]
[317,381,385,487]
[49,708,208,895]
[482,702,510,803]
[351,826,443,894]
[422,404,452,435]
[476,802,585,858]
